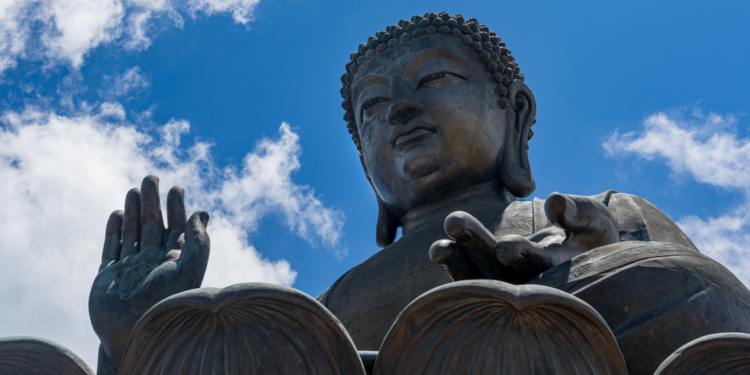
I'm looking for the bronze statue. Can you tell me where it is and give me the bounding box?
[3,11,750,375]
[321,13,744,375]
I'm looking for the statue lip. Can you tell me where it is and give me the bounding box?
[388,121,438,147]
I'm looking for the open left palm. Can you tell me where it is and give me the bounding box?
[430,193,620,283]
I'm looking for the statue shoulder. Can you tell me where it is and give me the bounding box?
[606,191,698,251]
[316,267,356,308]
[494,190,698,251]
[490,199,543,237]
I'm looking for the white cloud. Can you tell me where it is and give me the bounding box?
[603,109,749,189]
[603,108,750,285]
[40,0,125,67]
[0,0,261,77]
[188,0,258,24]
[677,209,750,286]
[216,124,347,258]
[99,101,126,119]
[0,104,344,367]
[99,66,149,100]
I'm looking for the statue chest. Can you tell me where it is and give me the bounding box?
[324,226,452,350]
[323,200,540,350]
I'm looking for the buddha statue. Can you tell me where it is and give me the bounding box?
[322,12,750,373]
[4,11,749,375]
[322,11,750,370]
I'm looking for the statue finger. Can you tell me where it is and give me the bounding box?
[179,211,210,289]
[140,175,166,252]
[444,211,527,282]
[544,193,619,246]
[495,235,553,278]
[444,211,497,265]
[120,188,141,258]
[429,239,484,281]
[165,186,187,251]
[100,210,123,271]
[544,193,578,229]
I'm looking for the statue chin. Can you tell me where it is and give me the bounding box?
[399,154,441,180]
[398,142,442,180]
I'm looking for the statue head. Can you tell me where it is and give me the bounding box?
[340,12,537,246]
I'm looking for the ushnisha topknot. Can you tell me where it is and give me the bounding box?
[340,12,526,159]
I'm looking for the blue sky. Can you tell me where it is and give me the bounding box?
[1,0,749,367]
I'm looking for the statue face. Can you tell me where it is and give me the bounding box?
[352,35,510,217]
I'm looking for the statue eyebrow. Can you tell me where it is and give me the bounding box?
[352,75,390,103]
[403,49,470,82]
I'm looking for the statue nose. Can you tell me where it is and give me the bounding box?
[387,99,423,125]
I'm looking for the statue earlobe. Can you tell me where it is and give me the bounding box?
[360,152,400,248]
[376,194,399,247]
[500,80,537,198]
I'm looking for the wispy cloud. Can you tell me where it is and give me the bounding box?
[98,66,149,100]
[0,103,344,367]
[603,109,749,188]
[0,0,261,78]
[603,108,750,286]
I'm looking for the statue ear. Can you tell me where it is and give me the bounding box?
[359,149,400,248]
[500,80,537,198]
[376,194,399,247]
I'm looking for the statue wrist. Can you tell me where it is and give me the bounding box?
[97,344,119,375]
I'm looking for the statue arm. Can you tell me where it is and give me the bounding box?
[607,192,698,250]
[430,189,700,283]
[89,176,211,371]
[527,190,696,250]
[97,344,118,375]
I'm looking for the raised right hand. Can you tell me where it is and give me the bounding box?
[88,175,210,372]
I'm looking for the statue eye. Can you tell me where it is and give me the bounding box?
[416,72,465,89]
[361,96,390,121]
[363,97,388,111]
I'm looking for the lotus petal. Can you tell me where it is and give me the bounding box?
[374,280,626,375]
[0,336,93,375]
[120,283,365,375]
[654,332,750,375]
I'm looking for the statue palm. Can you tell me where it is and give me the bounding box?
[430,193,620,282]
[88,176,210,373]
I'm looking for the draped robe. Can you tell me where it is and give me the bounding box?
[318,191,750,375]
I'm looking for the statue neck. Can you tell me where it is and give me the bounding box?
[400,181,515,236]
